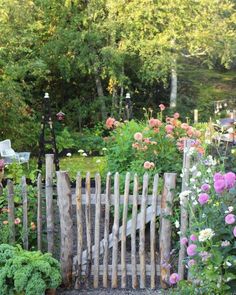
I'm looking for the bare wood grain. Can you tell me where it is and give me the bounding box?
[22,176,28,250]
[37,174,42,251]
[7,180,15,244]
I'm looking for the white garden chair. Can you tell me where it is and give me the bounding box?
[0,139,30,165]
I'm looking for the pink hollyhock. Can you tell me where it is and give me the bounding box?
[224,172,236,189]
[198,193,209,205]
[214,173,224,182]
[214,179,225,194]
[106,117,116,129]
[187,244,197,256]
[225,214,235,225]
[169,273,180,285]
[165,124,174,133]
[180,237,188,245]
[144,161,151,169]
[159,104,165,111]
[190,234,198,242]
[149,162,155,169]
[188,259,196,267]
[201,183,210,192]
[144,138,151,144]
[233,227,236,237]
[173,112,180,119]
[134,132,143,141]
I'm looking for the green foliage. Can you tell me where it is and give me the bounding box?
[0,244,61,295]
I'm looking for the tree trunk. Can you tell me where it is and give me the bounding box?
[95,71,106,120]
[170,58,177,108]
[119,86,124,119]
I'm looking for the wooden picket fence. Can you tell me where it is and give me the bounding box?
[56,170,177,289]
[4,142,193,290]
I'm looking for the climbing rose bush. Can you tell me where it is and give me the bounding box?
[174,156,236,294]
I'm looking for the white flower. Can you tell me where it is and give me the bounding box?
[192,200,198,206]
[227,127,234,134]
[228,206,234,212]
[190,178,195,183]
[175,220,180,228]
[66,153,72,157]
[177,231,181,235]
[96,159,101,163]
[199,228,215,242]
[196,171,202,177]
[205,140,211,144]
[202,213,206,218]
[190,166,197,172]
[78,149,84,153]
[102,147,108,151]
[179,190,191,204]
[82,153,87,157]
[207,168,212,174]
[221,240,230,247]
[180,173,183,178]
[226,261,232,267]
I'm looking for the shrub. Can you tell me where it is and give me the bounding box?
[0,244,61,295]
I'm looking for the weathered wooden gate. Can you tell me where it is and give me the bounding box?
[57,171,177,290]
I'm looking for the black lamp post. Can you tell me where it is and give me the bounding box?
[38,93,60,171]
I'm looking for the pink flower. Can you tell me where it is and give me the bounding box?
[106,117,116,129]
[224,172,236,189]
[134,132,143,141]
[180,237,188,245]
[190,234,198,242]
[159,104,165,111]
[14,218,21,225]
[144,161,151,169]
[233,227,236,237]
[187,244,197,256]
[199,251,211,261]
[198,193,209,205]
[149,118,162,128]
[201,184,210,192]
[225,214,235,225]
[188,259,196,268]
[165,124,174,133]
[181,123,189,130]
[169,273,180,285]
[214,179,225,194]
[149,162,155,169]
[214,173,224,182]
[173,112,180,119]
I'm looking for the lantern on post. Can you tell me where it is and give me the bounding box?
[124,92,133,120]
[56,110,65,121]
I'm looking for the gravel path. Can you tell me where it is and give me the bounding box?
[57,288,164,294]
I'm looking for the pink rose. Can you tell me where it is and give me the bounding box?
[14,218,21,225]
[201,184,210,192]
[198,193,209,205]
[144,161,151,169]
[149,118,162,128]
[224,172,236,189]
[225,214,235,225]
[190,234,198,242]
[159,104,165,111]
[214,179,225,194]
[106,117,116,129]
[165,124,174,133]
[187,244,197,256]
[181,123,189,130]
[188,259,196,268]
[180,237,188,245]
[134,132,143,141]
[173,112,180,119]
[233,227,236,237]
[169,273,180,285]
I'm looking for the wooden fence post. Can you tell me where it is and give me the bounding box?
[160,173,177,288]
[22,176,28,250]
[139,173,149,289]
[103,172,111,288]
[37,173,42,251]
[112,172,120,288]
[46,154,54,254]
[57,171,73,288]
[178,140,191,280]
[75,172,82,289]
[7,180,15,244]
